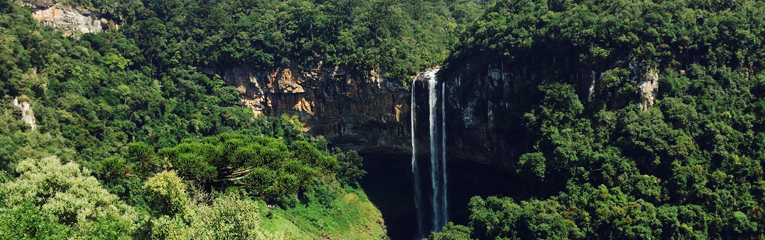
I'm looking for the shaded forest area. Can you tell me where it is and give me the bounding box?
[432,0,765,239]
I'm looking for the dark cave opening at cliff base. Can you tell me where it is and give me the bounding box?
[359,154,519,240]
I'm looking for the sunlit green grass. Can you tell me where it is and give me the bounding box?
[261,187,386,239]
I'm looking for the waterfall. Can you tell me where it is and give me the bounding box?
[441,83,448,227]
[412,69,448,237]
[428,75,440,233]
[411,78,424,238]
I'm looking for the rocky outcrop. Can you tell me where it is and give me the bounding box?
[638,68,659,111]
[17,0,113,36]
[207,63,414,154]
[13,96,37,131]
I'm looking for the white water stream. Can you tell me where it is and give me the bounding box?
[428,75,440,232]
[411,69,448,237]
[441,83,448,227]
[411,77,424,238]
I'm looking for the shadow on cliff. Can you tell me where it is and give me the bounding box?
[359,153,521,240]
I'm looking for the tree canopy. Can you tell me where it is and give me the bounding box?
[5,0,765,238]
[440,0,765,238]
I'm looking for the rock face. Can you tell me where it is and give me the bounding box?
[440,65,517,170]
[13,97,37,131]
[18,0,112,36]
[440,62,660,170]
[209,59,661,169]
[207,64,414,154]
[638,68,659,111]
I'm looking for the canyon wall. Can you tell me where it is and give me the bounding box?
[439,61,659,171]
[205,64,418,154]
[440,64,517,170]
[211,61,658,170]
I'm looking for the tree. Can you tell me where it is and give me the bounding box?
[144,170,188,216]
[333,148,366,187]
[150,192,286,240]
[0,157,141,239]
[128,142,158,171]
[428,222,473,240]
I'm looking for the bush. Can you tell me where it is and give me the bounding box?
[0,157,141,238]
[144,171,189,216]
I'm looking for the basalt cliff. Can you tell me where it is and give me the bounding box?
[204,64,415,154]
[205,61,658,171]
[439,60,659,171]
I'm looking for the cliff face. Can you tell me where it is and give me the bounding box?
[18,0,113,36]
[207,64,415,154]
[208,63,522,168]
[440,62,659,171]
[441,65,517,170]
[200,58,661,170]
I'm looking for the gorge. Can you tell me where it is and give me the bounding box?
[4,0,765,239]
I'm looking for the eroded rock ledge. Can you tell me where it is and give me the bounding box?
[17,0,115,36]
[205,64,414,154]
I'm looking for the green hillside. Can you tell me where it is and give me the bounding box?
[434,0,765,239]
[0,0,386,238]
[4,0,765,239]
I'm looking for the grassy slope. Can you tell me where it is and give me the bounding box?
[261,188,386,239]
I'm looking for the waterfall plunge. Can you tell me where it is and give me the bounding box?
[428,75,440,233]
[441,83,448,227]
[411,77,424,238]
[411,69,448,237]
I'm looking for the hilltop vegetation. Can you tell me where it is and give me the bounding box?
[5,0,765,238]
[0,0,385,237]
[119,0,496,83]
[0,0,496,239]
[436,0,765,239]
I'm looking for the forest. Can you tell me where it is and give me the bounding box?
[0,0,489,238]
[2,0,765,239]
[433,0,765,239]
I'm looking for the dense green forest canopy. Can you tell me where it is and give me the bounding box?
[0,0,496,238]
[0,0,499,166]
[117,0,496,82]
[432,0,765,239]
[0,0,413,237]
[5,0,765,238]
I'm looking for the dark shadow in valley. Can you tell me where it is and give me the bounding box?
[360,153,519,240]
